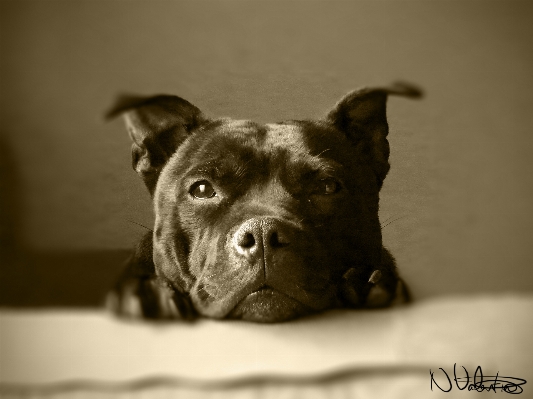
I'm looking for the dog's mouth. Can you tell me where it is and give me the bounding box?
[227,285,313,323]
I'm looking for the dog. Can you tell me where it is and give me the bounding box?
[105,82,422,323]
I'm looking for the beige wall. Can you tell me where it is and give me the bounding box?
[1,1,532,299]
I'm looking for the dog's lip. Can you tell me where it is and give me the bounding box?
[227,285,313,322]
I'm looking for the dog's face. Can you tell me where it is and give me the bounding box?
[108,83,420,322]
[154,119,384,322]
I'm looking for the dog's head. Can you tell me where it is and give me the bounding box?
[108,83,421,322]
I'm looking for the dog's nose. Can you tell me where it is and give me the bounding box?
[232,218,290,259]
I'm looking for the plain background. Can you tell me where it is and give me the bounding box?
[1,0,532,303]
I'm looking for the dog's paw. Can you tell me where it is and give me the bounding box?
[365,270,410,308]
[341,268,410,309]
[340,268,363,307]
[106,278,196,320]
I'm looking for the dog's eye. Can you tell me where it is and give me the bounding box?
[190,181,217,199]
[316,178,341,195]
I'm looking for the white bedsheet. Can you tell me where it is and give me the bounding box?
[1,294,532,397]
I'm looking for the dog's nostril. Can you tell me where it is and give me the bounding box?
[239,233,256,249]
[269,231,289,248]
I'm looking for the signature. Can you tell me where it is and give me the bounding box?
[430,364,527,394]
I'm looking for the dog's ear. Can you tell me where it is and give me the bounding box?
[106,94,207,195]
[326,82,422,188]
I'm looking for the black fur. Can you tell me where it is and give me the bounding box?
[107,82,421,322]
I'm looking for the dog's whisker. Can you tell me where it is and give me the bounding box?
[126,219,153,232]
[294,284,312,301]
[380,215,396,225]
[380,215,406,230]
[315,148,331,158]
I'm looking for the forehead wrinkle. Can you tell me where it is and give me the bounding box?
[264,123,307,152]
[185,156,250,182]
[218,119,267,141]
[193,119,267,160]
[183,134,268,183]
[193,125,262,158]
[264,123,343,175]
[186,160,220,179]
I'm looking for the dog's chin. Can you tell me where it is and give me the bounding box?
[227,287,313,323]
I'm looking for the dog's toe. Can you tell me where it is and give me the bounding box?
[106,279,145,318]
[150,280,195,319]
[106,277,196,320]
[123,292,144,318]
[365,284,391,308]
[105,291,120,314]
[172,293,197,320]
[390,279,411,305]
[366,278,410,308]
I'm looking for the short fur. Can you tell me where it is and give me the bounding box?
[106,82,422,322]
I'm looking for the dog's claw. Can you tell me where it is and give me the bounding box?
[368,270,382,284]
[341,268,408,309]
[365,271,410,307]
[365,268,393,308]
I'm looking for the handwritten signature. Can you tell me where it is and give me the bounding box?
[430,364,527,394]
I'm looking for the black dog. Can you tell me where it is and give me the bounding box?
[106,82,421,322]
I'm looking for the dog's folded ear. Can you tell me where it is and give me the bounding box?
[326,82,422,188]
[106,94,207,195]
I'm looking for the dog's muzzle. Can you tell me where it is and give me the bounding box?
[225,217,324,322]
